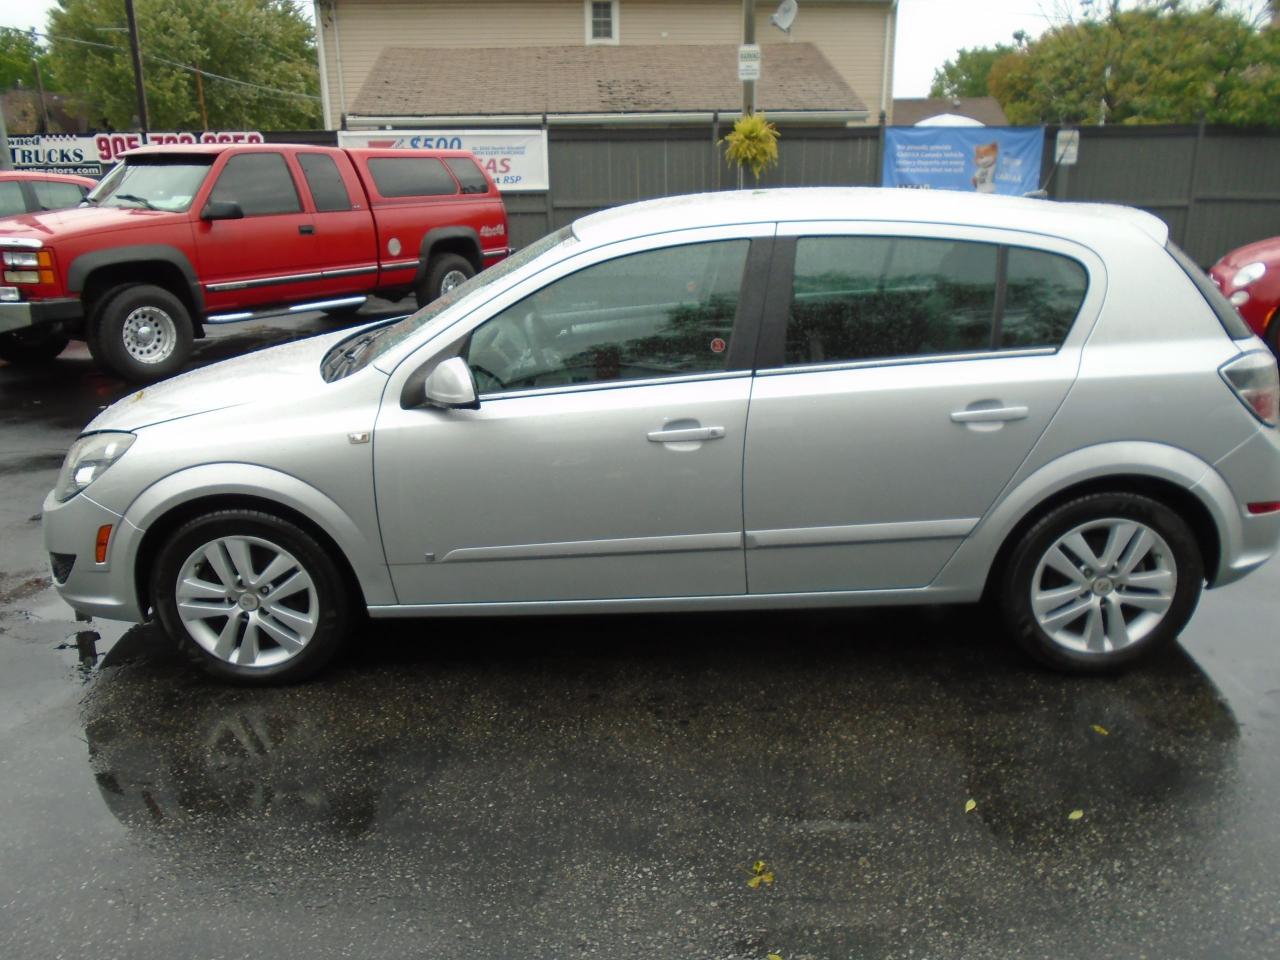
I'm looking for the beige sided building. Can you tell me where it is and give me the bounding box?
[313,0,897,127]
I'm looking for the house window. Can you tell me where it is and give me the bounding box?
[586,0,618,44]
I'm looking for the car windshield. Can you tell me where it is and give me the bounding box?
[87,156,215,212]
[357,225,578,368]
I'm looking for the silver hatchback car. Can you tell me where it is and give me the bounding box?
[43,188,1280,682]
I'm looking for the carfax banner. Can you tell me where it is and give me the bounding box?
[882,126,1044,196]
[338,129,549,192]
[6,131,266,177]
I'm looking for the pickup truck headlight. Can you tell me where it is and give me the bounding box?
[54,432,135,503]
[2,249,53,284]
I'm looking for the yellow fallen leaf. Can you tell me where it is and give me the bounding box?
[753,860,768,875]
[1068,809,1084,821]
[1091,724,1109,736]
[747,875,763,889]
[964,799,977,813]
[768,954,785,960]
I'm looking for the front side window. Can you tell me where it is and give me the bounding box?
[208,153,302,217]
[32,180,86,211]
[464,239,749,393]
[785,236,1087,366]
[0,182,25,217]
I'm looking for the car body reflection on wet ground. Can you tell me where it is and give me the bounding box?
[2,310,1280,959]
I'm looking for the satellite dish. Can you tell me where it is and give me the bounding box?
[770,0,797,33]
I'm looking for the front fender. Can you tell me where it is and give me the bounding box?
[933,441,1236,592]
[116,462,396,608]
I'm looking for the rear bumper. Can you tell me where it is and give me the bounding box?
[0,298,83,335]
[1201,423,1280,587]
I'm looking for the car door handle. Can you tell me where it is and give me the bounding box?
[950,405,1029,423]
[298,224,315,235]
[647,426,726,443]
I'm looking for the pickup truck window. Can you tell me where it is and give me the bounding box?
[209,153,302,217]
[445,158,490,195]
[32,180,86,211]
[90,157,213,212]
[297,153,353,213]
[368,157,457,198]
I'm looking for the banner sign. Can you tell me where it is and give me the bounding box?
[882,126,1044,196]
[339,129,549,192]
[6,131,265,177]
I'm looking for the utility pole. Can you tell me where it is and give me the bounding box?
[0,101,12,171]
[32,59,50,134]
[194,63,209,130]
[742,0,756,117]
[124,0,149,131]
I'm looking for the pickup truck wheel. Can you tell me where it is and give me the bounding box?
[0,328,70,365]
[415,253,474,308]
[93,284,194,382]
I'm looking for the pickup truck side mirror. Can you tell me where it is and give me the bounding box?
[423,356,480,410]
[201,199,244,221]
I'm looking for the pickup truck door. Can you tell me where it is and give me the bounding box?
[293,151,379,300]
[194,151,322,313]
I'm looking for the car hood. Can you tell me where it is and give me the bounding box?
[85,327,369,433]
[0,205,183,242]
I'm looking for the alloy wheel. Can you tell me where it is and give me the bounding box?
[121,305,178,364]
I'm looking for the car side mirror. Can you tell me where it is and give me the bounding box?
[423,356,480,410]
[201,199,244,221]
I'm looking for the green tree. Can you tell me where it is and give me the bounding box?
[47,0,321,130]
[988,1,1280,126]
[0,28,56,92]
[929,44,1018,99]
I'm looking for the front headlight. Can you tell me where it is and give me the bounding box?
[1231,261,1266,289]
[54,432,135,502]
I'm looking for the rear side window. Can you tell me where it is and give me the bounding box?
[297,153,353,212]
[785,236,1087,366]
[0,182,25,216]
[32,179,86,210]
[1002,248,1088,348]
[368,157,457,198]
[445,157,490,194]
[787,237,998,364]
[209,153,301,216]
[1167,242,1253,340]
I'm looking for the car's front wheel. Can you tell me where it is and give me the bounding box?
[998,492,1203,673]
[91,284,194,382]
[151,510,352,684]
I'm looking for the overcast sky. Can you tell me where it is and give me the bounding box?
[1,0,1271,101]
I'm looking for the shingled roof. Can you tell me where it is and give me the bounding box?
[350,43,866,119]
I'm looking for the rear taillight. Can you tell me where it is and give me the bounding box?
[1220,351,1280,427]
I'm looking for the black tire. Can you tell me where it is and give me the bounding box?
[91,283,194,382]
[0,327,70,365]
[151,509,353,685]
[997,492,1203,674]
[1266,315,1280,360]
[414,253,475,309]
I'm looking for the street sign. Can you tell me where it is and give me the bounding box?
[738,44,762,82]
[1055,129,1080,166]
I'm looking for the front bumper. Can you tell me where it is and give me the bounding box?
[0,298,83,335]
[42,487,146,623]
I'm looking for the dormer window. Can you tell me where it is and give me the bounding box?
[586,0,619,44]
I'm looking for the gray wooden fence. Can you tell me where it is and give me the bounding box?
[277,123,1280,265]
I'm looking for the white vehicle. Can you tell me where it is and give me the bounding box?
[42,188,1280,682]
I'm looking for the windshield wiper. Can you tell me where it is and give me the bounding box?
[322,326,392,381]
[114,193,158,210]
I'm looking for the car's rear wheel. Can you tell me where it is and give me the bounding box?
[0,327,70,365]
[998,492,1203,673]
[91,284,193,382]
[415,253,474,308]
[151,510,352,684]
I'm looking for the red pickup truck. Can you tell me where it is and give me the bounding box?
[0,143,510,380]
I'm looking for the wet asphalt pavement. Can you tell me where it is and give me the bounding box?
[2,313,1279,960]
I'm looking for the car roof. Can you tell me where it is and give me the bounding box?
[572,187,1170,250]
[0,170,95,186]
[122,144,479,160]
